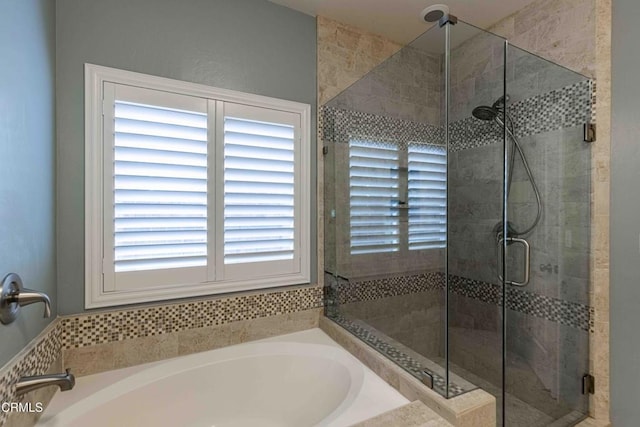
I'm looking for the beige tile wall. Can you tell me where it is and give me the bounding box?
[590,0,611,421]
[317,16,404,287]
[317,16,402,106]
[60,284,323,375]
[64,308,322,377]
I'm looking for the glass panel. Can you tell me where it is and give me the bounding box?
[446,20,507,408]
[322,22,458,398]
[504,44,592,426]
[322,16,593,426]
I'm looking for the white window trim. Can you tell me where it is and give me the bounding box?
[85,64,311,308]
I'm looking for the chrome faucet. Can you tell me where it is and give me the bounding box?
[15,369,75,396]
[0,273,51,324]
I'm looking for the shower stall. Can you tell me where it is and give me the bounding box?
[322,17,593,427]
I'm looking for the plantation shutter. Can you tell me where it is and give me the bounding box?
[408,143,447,249]
[219,103,301,279]
[103,83,209,290]
[349,140,400,254]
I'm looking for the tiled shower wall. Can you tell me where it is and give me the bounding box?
[461,0,610,420]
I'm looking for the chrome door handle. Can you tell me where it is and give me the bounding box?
[497,237,531,287]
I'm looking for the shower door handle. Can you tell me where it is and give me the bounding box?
[497,237,531,287]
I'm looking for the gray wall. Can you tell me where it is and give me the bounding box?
[611,0,640,424]
[0,0,56,366]
[56,0,317,314]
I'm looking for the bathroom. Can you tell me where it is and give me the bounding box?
[0,0,637,426]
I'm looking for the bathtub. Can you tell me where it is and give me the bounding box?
[38,328,409,427]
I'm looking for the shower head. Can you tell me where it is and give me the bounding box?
[492,94,510,110]
[420,4,450,22]
[472,105,498,121]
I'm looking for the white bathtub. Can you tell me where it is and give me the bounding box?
[38,329,409,427]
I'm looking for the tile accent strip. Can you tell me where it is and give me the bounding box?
[321,80,594,153]
[327,272,444,305]
[326,272,593,332]
[449,275,594,332]
[0,321,62,426]
[61,285,324,348]
[330,314,467,397]
[449,79,594,152]
[320,106,444,149]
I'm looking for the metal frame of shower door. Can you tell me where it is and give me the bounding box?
[443,20,451,400]
[501,39,509,427]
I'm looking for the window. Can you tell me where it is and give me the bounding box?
[407,144,447,249]
[86,65,310,308]
[349,140,399,254]
[348,140,446,255]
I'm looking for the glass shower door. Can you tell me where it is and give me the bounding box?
[445,19,509,415]
[503,45,592,426]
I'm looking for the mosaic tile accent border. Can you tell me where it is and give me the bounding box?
[0,321,62,426]
[448,275,594,332]
[449,79,594,152]
[327,272,444,305]
[326,272,593,332]
[321,80,594,153]
[320,106,444,149]
[62,285,323,348]
[330,314,467,397]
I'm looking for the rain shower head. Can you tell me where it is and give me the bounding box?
[420,4,450,22]
[472,105,498,121]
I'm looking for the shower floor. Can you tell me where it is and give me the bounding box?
[449,360,586,427]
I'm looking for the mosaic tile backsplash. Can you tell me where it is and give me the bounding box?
[62,286,323,348]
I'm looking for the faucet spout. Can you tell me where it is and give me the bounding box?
[15,369,75,396]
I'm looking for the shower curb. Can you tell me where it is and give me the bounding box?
[319,316,496,427]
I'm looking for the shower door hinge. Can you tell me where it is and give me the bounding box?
[421,370,434,389]
[583,123,596,143]
[582,374,595,394]
[438,14,458,27]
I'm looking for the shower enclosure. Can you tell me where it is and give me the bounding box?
[322,17,593,426]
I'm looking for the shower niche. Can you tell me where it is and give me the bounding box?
[322,17,594,427]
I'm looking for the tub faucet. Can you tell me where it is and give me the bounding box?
[15,369,75,396]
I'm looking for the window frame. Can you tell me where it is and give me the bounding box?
[85,64,311,309]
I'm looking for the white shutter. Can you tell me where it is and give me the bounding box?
[104,83,209,289]
[408,143,447,249]
[349,140,400,255]
[220,103,301,279]
[87,65,310,307]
